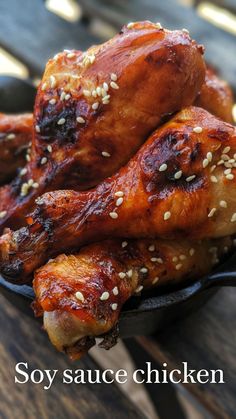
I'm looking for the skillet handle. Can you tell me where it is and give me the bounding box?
[206,254,236,287]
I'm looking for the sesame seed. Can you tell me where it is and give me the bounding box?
[83,90,91,97]
[0,211,7,218]
[50,75,56,88]
[26,153,31,162]
[172,256,178,262]
[41,82,47,91]
[231,213,236,222]
[19,168,27,176]
[96,87,102,96]
[111,73,118,81]
[122,241,128,248]
[208,208,217,218]
[156,22,162,29]
[217,160,224,166]
[112,287,119,295]
[174,170,182,179]
[186,175,196,182]
[49,98,56,105]
[60,91,66,101]
[157,258,163,264]
[210,175,218,183]
[193,126,202,134]
[102,99,110,105]
[219,200,227,208]
[224,162,232,168]
[92,89,97,98]
[28,179,34,187]
[114,191,124,197]
[210,165,216,172]
[151,257,158,262]
[164,211,171,220]
[221,154,229,161]
[229,159,235,164]
[118,272,126,279]
[57,118,66,125]
[47,145,52,153]
[109,212,118,219]
[207,152,213,162]
[148,245,155,252]
[116,197,123,206]
[103,82,109,91]
[226,173,234,180]
[110,81,119,90]
[223,146,230,154]
[140,267,148,274]
[92,102,99,110]
[100,291,109,301]
[111,303,118,311]
[189,248,195,256]
[203,158,209,168]
[224,168,231,175]
[101,88,107,97]
[67,52,75,58]
[102,151,111,157]
[20,183,29,196]
[127,269,133,278]
[32,182,39,189]
[127,22,135,29]
[75,291,84,302]
[159,163,167,172]
[152,277,159,285]
[102,95,110,102]
[77,116,85,124]
[6,133,16,140]
[179,254,186,260]
[89,54,96,64]
[135,285,144,293]
[65,94,71,101]
[182,28,189,33]
[41,157,47,165]
[176,263,182,270]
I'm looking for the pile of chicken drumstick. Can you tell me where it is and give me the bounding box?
[0,21,235,358]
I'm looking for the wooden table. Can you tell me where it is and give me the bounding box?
[0,1,235,418]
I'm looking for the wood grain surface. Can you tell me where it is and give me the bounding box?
[0,294,145,419]
[137,287,236,419]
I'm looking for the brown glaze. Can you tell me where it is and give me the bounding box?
[0,113,32,185]
[0,21,205,231]
[33,236,233,358]
[195,66,234,123]
[1,107,236,283]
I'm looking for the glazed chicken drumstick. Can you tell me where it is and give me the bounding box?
[33,236,233,358]
[0,21,205,232]
[0,113,32,185]
[1,106,236,283]
[195,66,234,123]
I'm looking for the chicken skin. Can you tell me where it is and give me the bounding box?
[0,113,32,185]
[195,66,234,123]
[1,106,236,283]
[33,236,233,358]
[0,21,205,232]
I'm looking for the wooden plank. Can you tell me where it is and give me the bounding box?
[0,294,145,419]
[79,0,236,92]
[0,0,100,77]
[137,288,236,419]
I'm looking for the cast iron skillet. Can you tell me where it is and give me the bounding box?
[0,77,236,337]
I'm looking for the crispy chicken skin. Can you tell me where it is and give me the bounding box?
[195,67,234,123]
[0,21,205,231]
[1,106,236,283]
[33,236,233,358]
[0,113,32,185]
